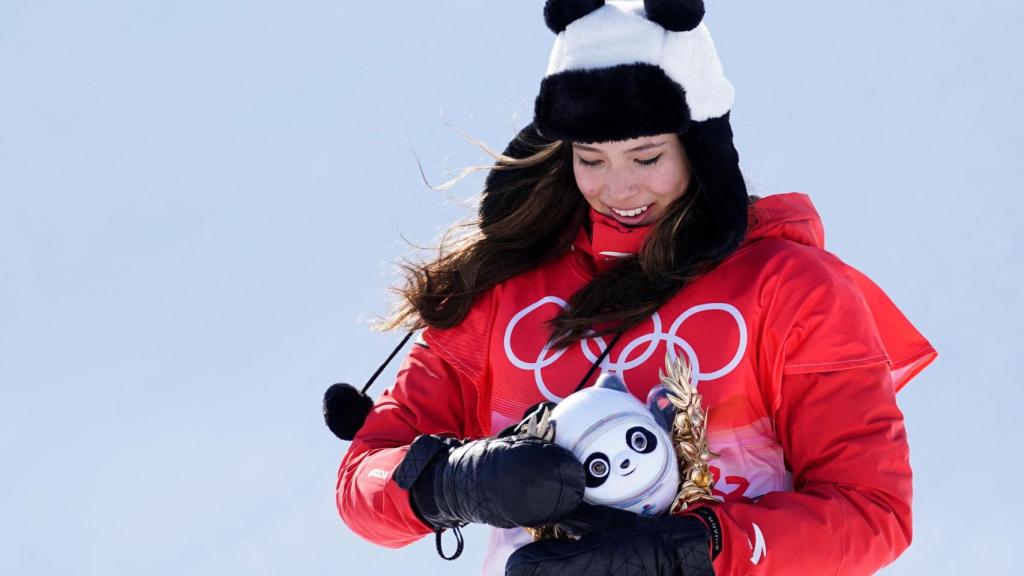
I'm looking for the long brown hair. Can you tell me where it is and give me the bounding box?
[382,135,742,348]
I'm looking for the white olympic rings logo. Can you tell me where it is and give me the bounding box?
[503,297,748,402]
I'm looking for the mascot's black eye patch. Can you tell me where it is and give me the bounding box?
[584,452,610,488]
[627,427,657,454]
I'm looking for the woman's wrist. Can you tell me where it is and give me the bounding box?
[683,506,723,561]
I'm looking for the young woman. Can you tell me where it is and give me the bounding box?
[335,2,936,575]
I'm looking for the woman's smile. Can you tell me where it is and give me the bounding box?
[608,203,653,226]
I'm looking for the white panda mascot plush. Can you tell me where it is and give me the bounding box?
[547,373,679,518]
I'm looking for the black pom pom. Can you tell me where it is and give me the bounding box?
[544,0,605,34]
[323,383,374,441]
[644,0,705,32]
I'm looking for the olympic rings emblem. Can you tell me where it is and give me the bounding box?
[503,297,748,402]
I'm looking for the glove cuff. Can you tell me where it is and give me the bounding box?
[395,435,453,489]
[686,506,723,561]
[394,434,464,530]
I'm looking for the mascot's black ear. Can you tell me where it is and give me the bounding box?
[595,372,629,393]
[646,386,676,433]
[644,0,705,32]
[544,0,605,33]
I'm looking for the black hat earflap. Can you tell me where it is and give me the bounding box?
[479,123,558,228]
[644,0,705,32]
[543,0,605,33]
[323,331,414,441]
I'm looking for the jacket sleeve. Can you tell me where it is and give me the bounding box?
[701,249,931,574]
[705,363,912,575]
[335,339,484,548]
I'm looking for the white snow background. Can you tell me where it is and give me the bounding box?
[0,1,1019,574]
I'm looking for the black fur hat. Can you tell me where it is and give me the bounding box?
[481,0,746,253]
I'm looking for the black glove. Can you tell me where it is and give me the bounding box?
[394,433,586,530]
[551,502,644,538]
[506,510,717,576]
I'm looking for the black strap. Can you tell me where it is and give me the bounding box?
[370,329,618,397]
[435,527,464,561]
[573,331,625,394]
[361,330,415,395]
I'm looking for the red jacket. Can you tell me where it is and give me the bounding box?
[336,193,937,575]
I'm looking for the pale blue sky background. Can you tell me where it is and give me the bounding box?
[1,1,1020,574]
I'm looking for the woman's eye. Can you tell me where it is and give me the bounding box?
[627,427,657,453]
[635,154,662,167]
[577,157,603,167]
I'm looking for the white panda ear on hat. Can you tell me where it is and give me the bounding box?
[644,0,705,32]
[543,0,605,33]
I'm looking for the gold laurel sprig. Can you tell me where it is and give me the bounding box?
[524,524,570,541]
[659,355,719,514]
[521,404,556,442]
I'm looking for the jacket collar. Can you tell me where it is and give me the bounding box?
[572,193,826,274]
[572,208,654,274]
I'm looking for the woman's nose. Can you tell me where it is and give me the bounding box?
[605,169,637,201]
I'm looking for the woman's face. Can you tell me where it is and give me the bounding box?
[571,133,691,227]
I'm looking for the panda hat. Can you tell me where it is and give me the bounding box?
[481,0,747,257]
